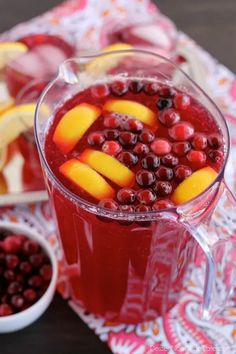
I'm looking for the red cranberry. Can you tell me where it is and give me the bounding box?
[40,264,52,282]
[137,189,156,205]
[143,82,159,95]
[0,253,5,265]
[172,141,191,156]
[28,275,43,288]
[117,188,136,204]
[133,143,149,156]
[119,205,135,212]
[104,113,120,128]
[159,86,176,98]
[7,281,23,295]
[119,131,137,147]
[15,274,24,284]
[1,294,9,304]
[3,269,15,281]
[128,80,143,93]
[102,141,122,156]
[104,129,119,140]
[11,295,24,309]
[208,134,223,148]
[23,288,37,303]
[174,165,192,182]
[141,153,160,170]
[187,150,206,168]
[156,98,173,110]
[208,149,224,163]
[139,129,155,143]
[110,80,128,96]
[122,118,143,132]
[0,304,13,316]
[150,139,171,156]
[29,253,44,268]
[87,131,105,146]
[155,166,173,181]
[23,240,39,255]
[169,122,194,141]
[153,181,172,196]
[174,93,191,110]
[192,133,207,150]
[98,199,119,210]
[19,261,32,274]
[136,170,156,187]
[118,151,138,167]
[2,235,23,254]
[91,83,110,98]
[161,154,179,167]
[135,205,151,212]
[152,199,174,210]
[6,255,19,270]
[159,108,180,127]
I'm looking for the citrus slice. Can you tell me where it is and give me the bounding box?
[86,43,132,73]
[0,42,28,70]
[171,166,218,205]
[0,81,14,115]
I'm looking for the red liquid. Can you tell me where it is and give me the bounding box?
[44,80,224,323]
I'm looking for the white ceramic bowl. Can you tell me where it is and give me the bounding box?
[0,221,58,333]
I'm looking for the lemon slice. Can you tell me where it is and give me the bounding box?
[86,43,133,74]
[0,81,14,115]
[0,42,28,70]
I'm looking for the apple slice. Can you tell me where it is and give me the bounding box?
[59,159,115,200]
[79,149,135,187]
[104,99,157,128]
[53,103,101,154]
[171,166,218,205]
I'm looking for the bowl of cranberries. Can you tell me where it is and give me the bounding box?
[0,221,58,333]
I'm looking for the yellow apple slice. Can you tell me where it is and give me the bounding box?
[59,159,115,201]
[79,149,135,187]
[104,99,157,128]
[53,103,101,154]
[171,166,218,205]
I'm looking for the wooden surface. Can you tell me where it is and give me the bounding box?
[0,1,235,353]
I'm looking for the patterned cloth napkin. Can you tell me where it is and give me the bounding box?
[1,1,236,353]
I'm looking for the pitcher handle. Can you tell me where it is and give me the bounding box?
[184,181,236,320]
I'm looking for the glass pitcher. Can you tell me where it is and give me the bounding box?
[34,50,236,324]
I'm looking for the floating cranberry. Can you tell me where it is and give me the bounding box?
[98,199,119,210]
[155,166,173,181]
[187,150,206,168]
[118,151,138,167]
[135,204,151,212]
[29,253,44,268]
[28,275,43,288]
[208,134,223,148]
[174,93,191,110]
[2,235,23,254]
[91,83,110,98]
[169,122,194,141]
[152,199,174,210]
[19,261,32,274]
[110,80,128,96]
[143,82,159,95]
[136,170,156,187]
[139,129,155,143]
[119,205,135,212]
[23,288,37,303]
[119,131,137,147]
[15,274,24,284]
[104,129,119,140]
[159,86,176,98]
[117,188,136,204]
[103,113,120,128]
[137,189,156,205]
[153,181,172,196]
[192,133,207,150]
[40,264,52,282]
[6,255,19,270]
[87,131,105,146]
[102,141,122,156]
[150,139,171,156]
[159,108,180,127]
[208,149,224,163]
[11,295,24,309]
[1,294,8,304]
[161,154,179,167]
[172,141,191,156]
[128,80,143,93]
[23,240,39,255]
[133,143,149,156]
[156,98,173,110]
[174,165,192,182]
[3,270,15,281]
[122,118,143,132]
[7,281,23,295]
[0,304,13,316]
[141,153,160,170]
